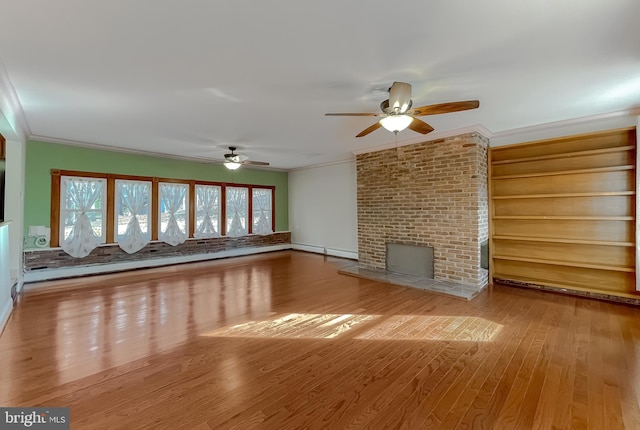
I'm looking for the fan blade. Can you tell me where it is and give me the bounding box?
[356,122,382,137]
[325,113,380,116]
[389,82,412,113]
[410,100,479,116]
[242,160,270,166]
[408,118,435,134]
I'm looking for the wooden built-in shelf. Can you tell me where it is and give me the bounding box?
[490,127,637,300]
[492,191,635,200]
[492,235,634,247]
[492,165,634,180]
[491,145,634,165]
[493,215,634,221]
[493,255,634,272]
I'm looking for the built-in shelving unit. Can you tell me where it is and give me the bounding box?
[489,127,638,299]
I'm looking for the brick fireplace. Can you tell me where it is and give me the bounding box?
[356,132,489,288]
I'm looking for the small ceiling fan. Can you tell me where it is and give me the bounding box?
[325,81,479,137]
[223,146,269,170]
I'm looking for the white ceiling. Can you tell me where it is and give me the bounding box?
[1,0,639,169]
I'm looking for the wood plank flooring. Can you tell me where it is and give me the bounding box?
[1,251,640,429]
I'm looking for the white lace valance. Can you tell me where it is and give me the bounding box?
[226,187,248,237]
[252,188,273,235]
[116,180,151,253]
[195,185,221,238]
[60,177,106,258]
[159,183,188,246]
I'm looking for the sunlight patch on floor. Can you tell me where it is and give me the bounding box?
[355,315,502,342]
[202,313,379,339]
[202,313,502,341]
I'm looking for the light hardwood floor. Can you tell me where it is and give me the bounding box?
[1,251,639,429]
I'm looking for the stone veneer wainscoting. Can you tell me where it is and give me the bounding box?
[356,132,489,288]
[24,232,291,280]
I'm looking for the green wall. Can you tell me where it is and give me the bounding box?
[24,140,288,244]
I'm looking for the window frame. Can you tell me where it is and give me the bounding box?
[225,186,249,237]
[114,178,152,243]
[251,187,274,234]
[194,184,222,237]
[157,181,190,240]
[59,175,107,244]
[50,170,276,247]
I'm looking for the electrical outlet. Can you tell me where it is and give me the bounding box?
[28,225,46,237]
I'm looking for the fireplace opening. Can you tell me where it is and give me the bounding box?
[386,244,434,278]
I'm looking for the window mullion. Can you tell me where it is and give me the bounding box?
[50,170,61,247]
[248,186,253,235]
[221,186,227,236]
[189,181,195,238]
[151,178,159,241]
[106,175,115,244]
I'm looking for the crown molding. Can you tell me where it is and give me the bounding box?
[0,59,30,140]
[489,108,637,147]
[349,108,639,157]
[28,134,289,172]
[351,124,493,156]
[288,157,356,172]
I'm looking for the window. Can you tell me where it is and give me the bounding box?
[195,185,221,238]
[158,182,189,246]
[252,188,273,235]
[226,186,248,237]
[50,170,277,254]
[59,176,106,257]
[115,179,151,253]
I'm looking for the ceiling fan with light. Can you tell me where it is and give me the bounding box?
[223,146,269,170]
[325,81,479,137]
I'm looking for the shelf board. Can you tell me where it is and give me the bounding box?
[492,165,634,180]
[493,215,634,221]
[492,275,640,300]
[492,255,634,272]
[492,235,634,247]
[492,191,636,200]
[491,145,634,165]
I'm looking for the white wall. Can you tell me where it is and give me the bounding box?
[0,62,27,332]
[289,160,358,259]
[0,223,11,330]
[4,138,25,286]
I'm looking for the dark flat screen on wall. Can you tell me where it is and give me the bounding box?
[0,163,4,221]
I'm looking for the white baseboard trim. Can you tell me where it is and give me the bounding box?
[10,277,23,293]
[23,244,293,285]
[292,243,358,260]
[327,248,358,260]
[292,243,325,254]
[0,299,12,334]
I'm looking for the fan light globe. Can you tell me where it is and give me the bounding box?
[224,162,241,170]
[379,115,413,133]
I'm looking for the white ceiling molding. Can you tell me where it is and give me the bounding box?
[0,60,29,140]
[288,157,356,173]
[28,134,220,162]
[351,124,494,156]
[352,109,639,157]
[28,134,287,172]
[489,109,638,148]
